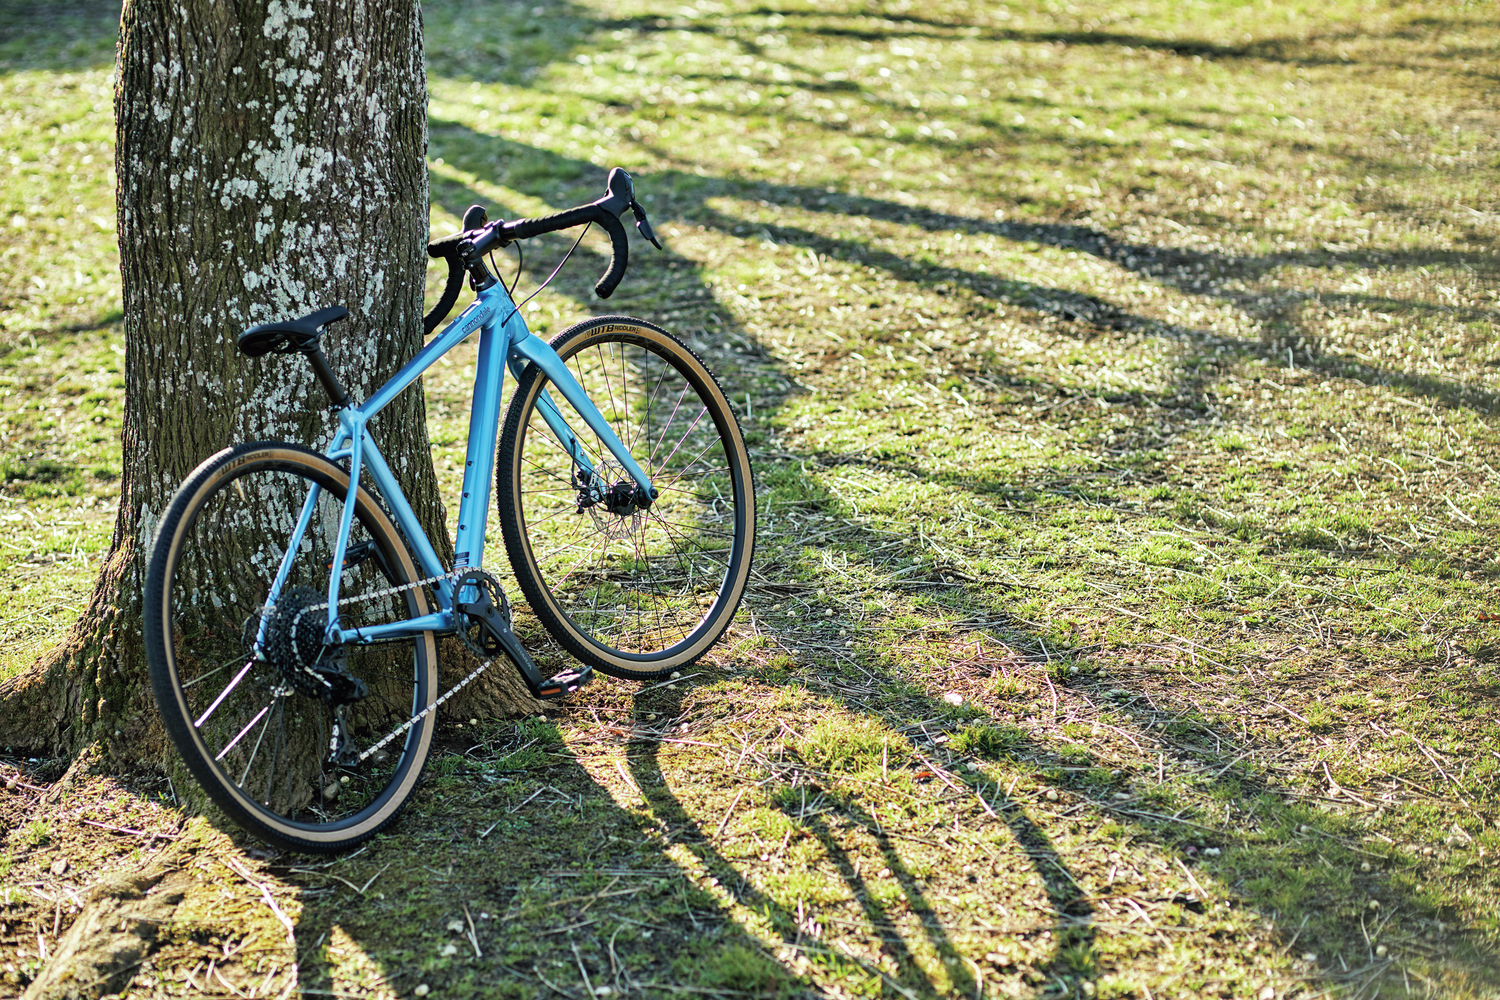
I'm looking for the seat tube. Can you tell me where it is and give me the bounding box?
[451,288,511,570]
[259,426,348,645]
[325,421,366,633]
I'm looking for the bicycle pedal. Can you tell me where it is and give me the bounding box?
[535,665,593,700]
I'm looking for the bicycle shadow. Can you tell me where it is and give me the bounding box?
[616,676,1095,997]
[401,93,1500,1000]
[603,448,1500,995]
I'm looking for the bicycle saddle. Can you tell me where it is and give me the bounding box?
[238,306,349,357]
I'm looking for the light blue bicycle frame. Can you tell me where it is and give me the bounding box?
[265,279,655,647]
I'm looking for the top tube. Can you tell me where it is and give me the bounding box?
[359,283,522,421]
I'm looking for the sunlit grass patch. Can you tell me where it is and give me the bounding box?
[796,715,902,775]
[4,0,1500,996]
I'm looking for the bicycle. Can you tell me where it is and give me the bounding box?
[143,169,756,853]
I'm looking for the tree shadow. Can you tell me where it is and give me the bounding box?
[675,457,1500,991]
[425,116,1500,436]
[407,0,1500,962]
[401,134,1499,999]
[593,5,1482,72]
[43,0,1491,994]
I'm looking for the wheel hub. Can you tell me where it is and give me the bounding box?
[573,460,652,514]
[603,479,642,515]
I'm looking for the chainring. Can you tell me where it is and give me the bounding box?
[455,569,511,661]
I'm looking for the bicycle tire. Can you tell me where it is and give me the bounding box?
[497,317,755,678]
[144,442,438,853]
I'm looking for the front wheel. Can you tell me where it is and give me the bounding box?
[497,317,756,678]
[143,443,438,853]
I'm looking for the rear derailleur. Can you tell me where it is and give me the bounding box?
[255,586,370,765]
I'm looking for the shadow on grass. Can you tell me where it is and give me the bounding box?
[16,0,1491,995]
[394,155,1498,1000]
[570,5,1490,73]
[281,743,813,998]
[426,113,1500,436]
[399,3,1500,984]
[623,679,1099,997]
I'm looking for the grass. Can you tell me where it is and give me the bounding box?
[3,0,1500,997]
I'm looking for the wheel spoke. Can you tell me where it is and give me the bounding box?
[194,659,257,729]
[502,320,753,672]
[145,448,436,851]
[216,701,273,761]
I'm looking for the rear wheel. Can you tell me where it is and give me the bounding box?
[497,317,755,678]
[144,443,437,853]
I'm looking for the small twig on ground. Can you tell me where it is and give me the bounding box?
[911,748,997,818]
[535,968,575,998]
[608,925,626,993]
[213,962,248,998]
[1279,914,1311,956]
[612,759,641,797]
[571,941,595,996]
[714,788,747,839]
[634,672,702,694]
[288,868,363,895]
[1173,856,1209,900]
[76,817,181,839]
[1394,729,1473,805]
[358,863,391,894]
[828,942,923,1000]
[223,856,296,949]
[464,901,482,958]
[509,786,547,814]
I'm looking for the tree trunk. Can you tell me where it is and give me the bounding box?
[0,0,540,761]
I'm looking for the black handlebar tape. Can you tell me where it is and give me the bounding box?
[427,231,470,258]
[593,211,630,299]
[422,254,466,335]
[497,203,599,242]
[497,203,628,299]
[468,169,642,299]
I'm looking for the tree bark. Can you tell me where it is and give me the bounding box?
[0,0,540,761]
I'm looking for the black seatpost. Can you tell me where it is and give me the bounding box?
[304,344,352,410]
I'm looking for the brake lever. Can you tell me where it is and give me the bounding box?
[628,200,663,250]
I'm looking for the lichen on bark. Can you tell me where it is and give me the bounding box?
[0,0,542,761]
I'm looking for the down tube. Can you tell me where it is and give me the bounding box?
[510,334,655,496]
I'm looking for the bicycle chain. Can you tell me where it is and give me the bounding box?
[273,565,501,765]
